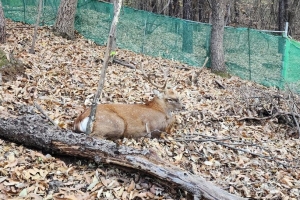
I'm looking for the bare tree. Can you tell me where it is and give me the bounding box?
[278,0,288,31]
[233,0,239,25]
[53,0,78,40]
[0,1,6,43]
[29,0,43,54]
[289,0,300,38]
[169,0,180,17]
[182,0,193,53]
[86,0,123,135]
[210,0,226,73]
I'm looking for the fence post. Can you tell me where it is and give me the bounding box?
[284,22,288,37]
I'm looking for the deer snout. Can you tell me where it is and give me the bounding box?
[174,102,184,111]
[181,104,185,110]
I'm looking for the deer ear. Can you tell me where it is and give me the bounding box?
[165,88,175,96]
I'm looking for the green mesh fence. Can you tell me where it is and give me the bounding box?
[283,39,300,93]
[2,0,300,92]
[224,27,286,88]
[2,0,59,25]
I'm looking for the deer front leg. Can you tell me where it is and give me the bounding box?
[166,116,176,134]
[145,122,152,138]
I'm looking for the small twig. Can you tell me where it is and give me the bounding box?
[176,134,296,168]
[113,58,136,69]
[201,57,209,68]
[180,134,272,156]
[175,65,192,71]
[215,80,225,89]
[176,138,229,142]
[216,141,293,168]
[34,101,58,128]
[158,0,171,14]
[238,115,274,121]
[206,0,212,9]
[7,26,33,30]
[182,133,234,140]
[238,111,300,121]
[225,95,283,100]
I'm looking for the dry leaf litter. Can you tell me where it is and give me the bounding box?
[0,20,300,199]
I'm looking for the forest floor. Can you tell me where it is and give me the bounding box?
[0,20,300,199]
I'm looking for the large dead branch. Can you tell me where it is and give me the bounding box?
[0,114,246,200]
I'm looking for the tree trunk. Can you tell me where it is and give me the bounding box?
[210,0,226,73]
[53,0,78,40]
[0,0,6,43]
[233,0,239,25]
[198,0,205,22]
[288,0,300,38]
[29,0,43,54]
[182,0,193,53]
[169,0,180,17]
[278,0,288,31]
[0,113,247,200]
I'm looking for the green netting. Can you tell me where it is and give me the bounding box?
[284,39,300,93]
[2,0,300,92]
[225,27,285,88]
[75,1,211,66]
[2,0,59,25]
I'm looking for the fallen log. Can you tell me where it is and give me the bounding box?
[0,114,247,200]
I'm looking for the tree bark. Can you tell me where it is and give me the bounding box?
[53,0,78,40]
[233,0,239,25]
[210,0,226,73]
[169,0,180,17]
[198,0,205,22]
[289,0,300,37]
[0,0,6,43]
[0,113,247,200]
[182,0,193,53]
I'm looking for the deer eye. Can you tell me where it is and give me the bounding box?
[167,98,177,102]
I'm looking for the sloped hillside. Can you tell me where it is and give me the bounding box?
[0,20,299,199]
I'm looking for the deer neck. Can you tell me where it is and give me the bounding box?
[147,97,171,118]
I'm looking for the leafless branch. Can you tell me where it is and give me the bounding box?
[176,134,297,168]
[238,111,300,121]
[113,58,136,69]
[34,101,58,128]
[206,0,212,9]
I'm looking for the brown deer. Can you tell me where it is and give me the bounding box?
[73,70,183,140]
